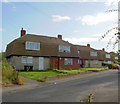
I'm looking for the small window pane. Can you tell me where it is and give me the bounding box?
[26,41,40,50]
[106,54,110,58]
[22,56,27,63]
[64,58,72,65]
[115,57,118,60]
[27,57,33,63]
[90,52,97,56]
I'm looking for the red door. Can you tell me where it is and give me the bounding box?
[55,58,59,69]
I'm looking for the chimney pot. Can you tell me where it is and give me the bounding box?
[21,28,26,37]
[102,48,105,51]
[87,44,90,47]
[58,34,62,40]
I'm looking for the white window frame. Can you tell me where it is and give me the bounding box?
[59,45,70,53]
[64,58,73,65]
[78,59,82,65]
[93,60,99,65]
[90,52,97,56]
[26,41,40,51]
[108,61,112,64]
[115,56,118,60]
[22,56,27,63]
[106,54,110,58]
[27,57,33,63]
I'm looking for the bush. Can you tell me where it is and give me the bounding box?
[1,52,24,85]
[102,63,113,69]
[107,64,113,69]
[114,60,119,64]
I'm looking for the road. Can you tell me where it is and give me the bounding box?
[2,70,118,102]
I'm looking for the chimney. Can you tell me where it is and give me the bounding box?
[87,44,90,47]
[102,48,105,51]
[21,28,26,37]
[58,34,62,40]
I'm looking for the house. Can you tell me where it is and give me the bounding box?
[6,28,118,70]
[6,28,84,70]
[75,45,105,68]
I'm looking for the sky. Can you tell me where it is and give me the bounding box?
[1,0,120,52]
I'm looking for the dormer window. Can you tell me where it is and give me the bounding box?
[106,54,110,58]
[26,41,40,50]
[59,45,70,53]
[90,52,97,56]
[115,56,118,60]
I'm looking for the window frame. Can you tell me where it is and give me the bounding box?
[93,60,99,65]
[106,54,110,58]
[26,41,40,51]
[27,57,33,63]
[64,58,73,65]
[59,45,70,53]
[90,52,97,56]
[115,56,118,60]
[22,56,27,63]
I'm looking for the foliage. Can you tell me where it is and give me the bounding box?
[113,60,119,64]
[100,10,120,51]
[1,52,24,85]
[107,64,113,69]
[102,62,113,69]
[84,67,107,71]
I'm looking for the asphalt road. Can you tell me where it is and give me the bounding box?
[3,70,118,102]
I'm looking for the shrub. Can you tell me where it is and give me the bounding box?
[107,64,113,69]
[2,52,24,86]
[114,60,119,64]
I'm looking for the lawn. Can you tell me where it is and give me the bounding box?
[84,67,107,71]
[19,69,87,82]
[55,69,87,74]
[19,67,107,82]
[19,70,66,82]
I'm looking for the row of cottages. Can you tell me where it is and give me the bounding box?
[5,28,119,71]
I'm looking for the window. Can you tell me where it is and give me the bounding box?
[26,41,40,50]
[64,58,72,65]
[108,61,112,64]
[78,59,82,65]
[115,57,118,60]
[22,56,27,63]
[103,61,106,63]
[22,56,33,64]
[93,60,99,64]
[78,50,80,54]
[78,59,80,64]
[106,54,110,58]
[90,52,97,56]
[59,45,70,53]
[27,57,33,63]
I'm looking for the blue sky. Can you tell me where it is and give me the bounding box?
[1,0,119,52]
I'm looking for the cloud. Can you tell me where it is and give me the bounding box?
[12,6,16,9]
[105,0,119,7]
[64,37,97,44]
[78,12,117,26]
[52,15,71,22]
[2,0,9,3]
[0,28,4,32]
[73,30,81,33]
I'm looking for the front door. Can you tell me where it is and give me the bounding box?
[39,57,44,70]
[55,58,59,69]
